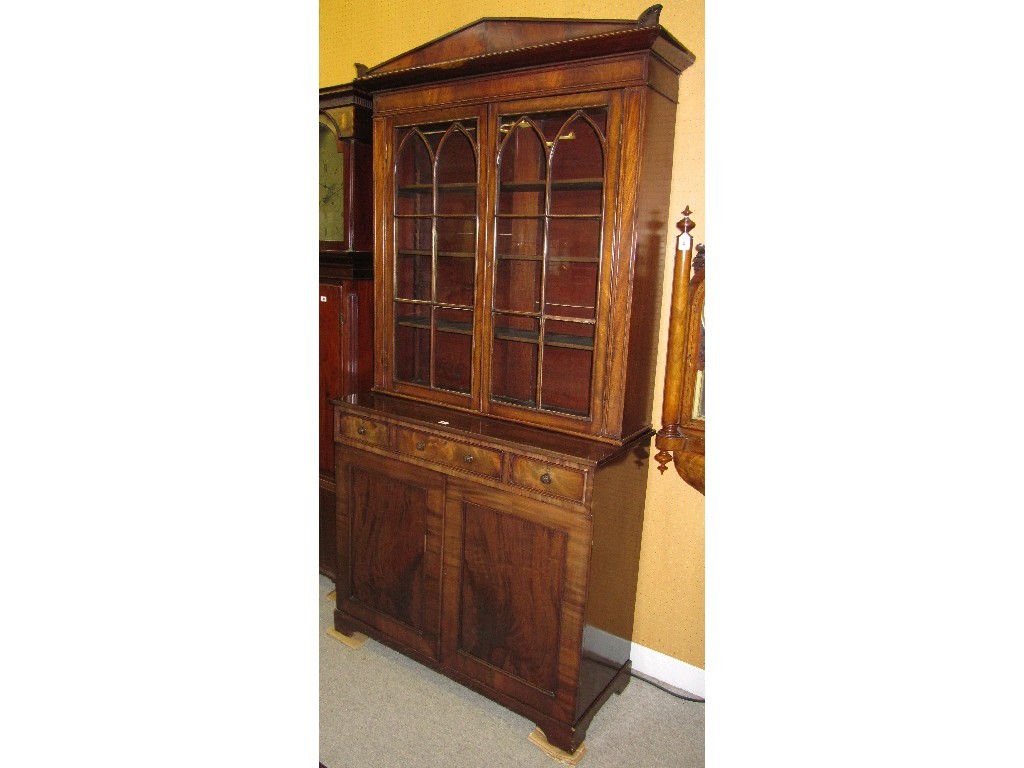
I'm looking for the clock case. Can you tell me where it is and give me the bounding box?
[319,82,375,578]
[319,82,373,277]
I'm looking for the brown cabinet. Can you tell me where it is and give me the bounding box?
[319,81,375,579]
[330,5,694,755]
[333,394,650,752]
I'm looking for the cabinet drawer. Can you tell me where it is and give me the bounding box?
[509,455,587,502]
[394,427,502,479]
[336,413,389,448]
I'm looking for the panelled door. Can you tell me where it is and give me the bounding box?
[439,477,592,722]
[335,448,445,661]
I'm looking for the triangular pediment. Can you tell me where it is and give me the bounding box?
[355,5,693,91]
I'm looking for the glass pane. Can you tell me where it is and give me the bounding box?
[547,217,601,261]
[497,117,546,217]
[494,255,541,314]
[545,260,598,320]
[541,347,593,416]
[396,252,432,301]
[395,218,433,301]
[535,108,606,146]
[491,315,539,408]
[436,253,475,308]
[395,216,432,254]
[395,130,433,216]
[436,125,477,215]
[541,321,594,417]
[436,217,475,258]
[436,217,476,308]
[319,123,346,241]
[549,110,605,216]
[495,216,544,261]
[394,303,431,386]
[434,307,473,394]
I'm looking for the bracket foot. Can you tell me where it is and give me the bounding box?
[326,628,368,649]
[528,727,587,765]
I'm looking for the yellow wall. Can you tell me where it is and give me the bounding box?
[321,0,705,669]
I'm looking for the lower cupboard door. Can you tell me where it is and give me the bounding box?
[440,479,591,722]
[336,448,445,660]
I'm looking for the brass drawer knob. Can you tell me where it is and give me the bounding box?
[416,441,426,451]
[463,454,475,464]
[356,426,367,436]
[540,472,552,484]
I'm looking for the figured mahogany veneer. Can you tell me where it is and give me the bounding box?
[333,393,650,753]
[329,4,694,754]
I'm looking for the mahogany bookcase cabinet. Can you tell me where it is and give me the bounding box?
[319,82,375,579]
[330,5,694,754]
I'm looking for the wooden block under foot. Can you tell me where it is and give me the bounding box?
[528,727,587,765]
[326,628,368,649]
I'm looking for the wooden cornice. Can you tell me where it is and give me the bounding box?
[353,5,695,93]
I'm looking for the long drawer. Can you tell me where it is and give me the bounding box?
[393,425,503,479]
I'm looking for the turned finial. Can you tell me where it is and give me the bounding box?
[677,206,695,237]
[693,243,705,273]
[655,450,673,474]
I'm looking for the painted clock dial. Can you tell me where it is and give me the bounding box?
[319,122,345,242]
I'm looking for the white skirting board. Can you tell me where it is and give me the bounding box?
[583,626,705,699]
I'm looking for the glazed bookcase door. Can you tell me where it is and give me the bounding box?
[384,111,486,409]
[484,95,620,437]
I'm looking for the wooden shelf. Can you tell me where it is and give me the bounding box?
[495,213,602,220]
[496,253,598,263]
[397,182,477,193]
[395,213,478,220]
[491,394,537,408]
[494,325,594,350]
[490,394,588,418]
[397,249,476,259]
[437,251,475,259]
[439,182,477,190]
[397,316,594,350]
[396,316,473,335]
[499,178,603,191]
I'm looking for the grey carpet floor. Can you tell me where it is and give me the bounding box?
[320,575,704,767]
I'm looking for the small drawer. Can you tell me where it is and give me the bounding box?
[336,413,389,448]
[395,427,502,479]
[509,455,587,502]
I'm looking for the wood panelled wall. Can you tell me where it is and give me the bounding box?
[320,0,705,669]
